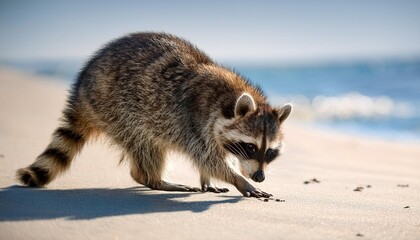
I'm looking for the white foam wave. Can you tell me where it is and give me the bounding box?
[270,92,415,121]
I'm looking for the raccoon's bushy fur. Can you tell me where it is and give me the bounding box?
[17,32,291,197]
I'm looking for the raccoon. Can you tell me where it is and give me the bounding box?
[17,32,291,198]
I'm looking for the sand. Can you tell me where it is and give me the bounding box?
[0,67,419,240]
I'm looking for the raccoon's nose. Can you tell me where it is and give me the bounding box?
[252,170,265,182]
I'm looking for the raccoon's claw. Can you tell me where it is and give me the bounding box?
[202,186,229,193]
[247,190,272,198]
[213,187,229,193]
[240,182,272,198]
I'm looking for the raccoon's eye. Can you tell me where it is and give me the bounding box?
[245,143,257,154]
[265,148,279,162]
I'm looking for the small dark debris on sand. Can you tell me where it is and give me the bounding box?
[356,233,364,237]
[304,178,320,184]
[354,185,372,192]
[397,184,409,188]
[404,206,410,209]
[259,197,285,203]
[0,154,4,158]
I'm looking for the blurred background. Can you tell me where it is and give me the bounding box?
[1,0,419,141]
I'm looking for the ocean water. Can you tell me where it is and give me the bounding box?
[234,60,420,142]
[3,58,420,142]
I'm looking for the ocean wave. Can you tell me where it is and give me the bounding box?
[270,92,416,121]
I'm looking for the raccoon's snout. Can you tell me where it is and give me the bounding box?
[251,170,265,182]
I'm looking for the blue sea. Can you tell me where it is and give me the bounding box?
[3,58,420,142]
[234,60,420,142]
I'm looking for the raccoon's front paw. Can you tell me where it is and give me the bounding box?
[200,177,229,193]
[202,185,229,193]
[240,183,272,198]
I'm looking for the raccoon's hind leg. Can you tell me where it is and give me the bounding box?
[17,103,93,187]
[129,144,200,192]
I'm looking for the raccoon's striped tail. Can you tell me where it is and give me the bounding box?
[17,122,88,187]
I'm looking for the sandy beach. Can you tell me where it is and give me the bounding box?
[0,67,419,240]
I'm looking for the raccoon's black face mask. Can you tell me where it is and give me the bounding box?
[217,93,292,181]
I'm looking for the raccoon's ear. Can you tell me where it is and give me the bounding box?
[278,104,292,124]
[235,93,256,117]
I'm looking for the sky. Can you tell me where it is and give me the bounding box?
[1,0,420,63]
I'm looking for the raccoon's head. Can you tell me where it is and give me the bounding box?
[215,93,292,182]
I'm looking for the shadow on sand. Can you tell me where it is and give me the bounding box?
[0,185,242,221]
